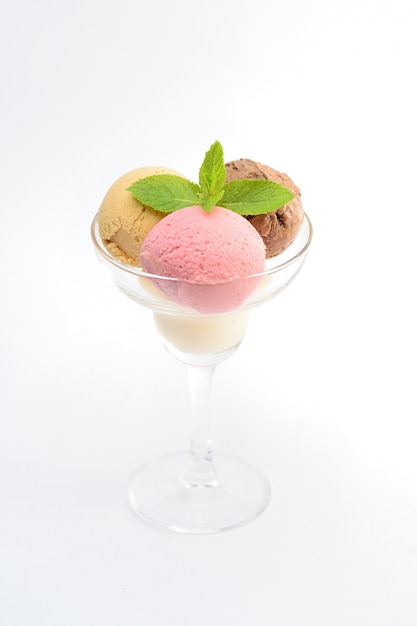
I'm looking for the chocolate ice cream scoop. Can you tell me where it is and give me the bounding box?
[225,159,304,258]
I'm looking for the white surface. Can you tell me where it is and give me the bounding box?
[1,0,416,624]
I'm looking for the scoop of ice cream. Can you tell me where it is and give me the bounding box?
[98,166,183,266]
[225,159,304,258]
[140,205,266,314]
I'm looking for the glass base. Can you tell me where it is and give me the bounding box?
[129,451,271,534]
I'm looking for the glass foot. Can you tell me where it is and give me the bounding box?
[129,451,271,534]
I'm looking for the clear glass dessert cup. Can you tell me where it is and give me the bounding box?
[91,214,313,534]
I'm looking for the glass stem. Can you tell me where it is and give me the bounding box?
[180,363,219,488]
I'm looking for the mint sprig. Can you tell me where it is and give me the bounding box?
[127,140,294,215]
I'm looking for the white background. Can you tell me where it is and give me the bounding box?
[1,0,416,624]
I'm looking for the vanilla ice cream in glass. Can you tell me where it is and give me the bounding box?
[91,142,312,534]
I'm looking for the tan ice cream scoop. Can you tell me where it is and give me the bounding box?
[98,166,183,266]
[225,159,304,258]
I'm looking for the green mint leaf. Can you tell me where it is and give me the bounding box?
[127,175,200,213]
[219,179,295,215]
[198,140,226,197]
[199,189,224,212]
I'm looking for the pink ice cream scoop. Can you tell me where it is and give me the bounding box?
[140,205,266,314]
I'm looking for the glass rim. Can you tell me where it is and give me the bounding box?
[90,212,313,285]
